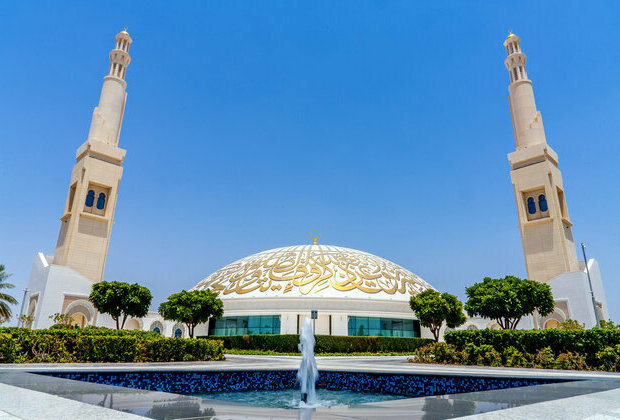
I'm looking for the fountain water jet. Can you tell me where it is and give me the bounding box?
[297,317,318,405]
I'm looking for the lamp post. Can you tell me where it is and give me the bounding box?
[17,288,28,328]
[311,310,318,334]
[581,243,600,328]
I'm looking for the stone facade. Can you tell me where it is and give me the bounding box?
[504,33,579,284]
[52,30,132,283]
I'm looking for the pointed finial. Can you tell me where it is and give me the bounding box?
[310,230,320,245]
[123,26,128,33]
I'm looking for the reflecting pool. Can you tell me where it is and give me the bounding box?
[194,388,405,409]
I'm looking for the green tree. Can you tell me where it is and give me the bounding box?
[599,320,619,330]
[89,281,153,329]
[464,276,554,330]
[158,290,223,338]
[0,265,17,320]
[409,289,466,342]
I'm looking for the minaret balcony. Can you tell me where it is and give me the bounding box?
[505,53,527,69]
[76,138,126,162]
[508,143,558,169]
[109,49,130,64]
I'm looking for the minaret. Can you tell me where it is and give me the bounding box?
[52,29,132,282]
[504,33,579,283]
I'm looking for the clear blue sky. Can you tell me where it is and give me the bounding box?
[1,1,619,322]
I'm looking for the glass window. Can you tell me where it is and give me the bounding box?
[369,317,381,336]
[527,197,536,214]
[85,190,95,207]
[356,317,369,336]
[348,316,420,338]
[174,329,182,338]
[348,317,356,332]
[209,315,281,336]
[96,193,106,210]
[152,327,160,334]
[538,194,548,212]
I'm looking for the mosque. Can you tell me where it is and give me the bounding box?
[22,29,609,338]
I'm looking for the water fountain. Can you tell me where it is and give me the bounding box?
[297,317,318,405]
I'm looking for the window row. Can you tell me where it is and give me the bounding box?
[85,190,107,210]
[348,316,421,338]
[204,315,421,337]
[527,194,548,215]
[208,315,281,336]
[150,325,183,337]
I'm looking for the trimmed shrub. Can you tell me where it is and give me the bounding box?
[553,352,587,370]
[463,343,502,366]
[50,324,82,330]
[208,334,432,354]
[0,333,16,363]
[410,344,437,364]
[75,336,139,363]
[503,346,528,368]
[596,345,620,372]
[405,329,620,371]
[0,327,224,363]
[413,342,463,364]
[533,347,556,369]
[432,342,463,364]
[213,335,300,352]
[558,319,585,330]
[445,328,620,365]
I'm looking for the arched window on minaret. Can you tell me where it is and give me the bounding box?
[538,194,548,212]
[96,193,106,210]
[527,197,537,214]
[85,190,95,207]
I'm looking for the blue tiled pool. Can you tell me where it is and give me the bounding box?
[43,369,568,401]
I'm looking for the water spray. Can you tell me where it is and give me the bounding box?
[297,317,318,406]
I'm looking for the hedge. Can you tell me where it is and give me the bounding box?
[444,329,620,365]
[411,341,620,371]
[0,327,224,363]
[207,334,433,353]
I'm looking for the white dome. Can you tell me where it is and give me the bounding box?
[191,244,435,302]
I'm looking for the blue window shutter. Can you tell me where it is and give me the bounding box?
[85,190,95,207]
[527,197,537,214]
[538,195,548,212]
[96,193,106,210]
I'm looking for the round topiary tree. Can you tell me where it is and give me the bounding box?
[89,281,153,329]
[464,275,554,330]
[410,289,466,341]
[158,290,223,338]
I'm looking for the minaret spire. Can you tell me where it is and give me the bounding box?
[504,33,546,150]
[504,33,579,285]
[52,29,132,282]
[86,29,132,146]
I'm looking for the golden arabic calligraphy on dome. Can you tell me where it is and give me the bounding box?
[192,245,434,297]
